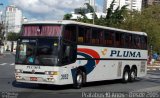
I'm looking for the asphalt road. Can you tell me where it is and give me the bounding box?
[0,52,160,98]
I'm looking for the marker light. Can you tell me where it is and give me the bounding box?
[45,71,58,75]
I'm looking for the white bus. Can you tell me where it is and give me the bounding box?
[15,20,148,89]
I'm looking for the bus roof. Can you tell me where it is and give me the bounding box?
[23,20,147,36]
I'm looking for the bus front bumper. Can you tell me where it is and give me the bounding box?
[15,73,63,85]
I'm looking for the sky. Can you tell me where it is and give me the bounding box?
[0,0,104,20]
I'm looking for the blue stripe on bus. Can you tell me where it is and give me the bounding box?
[77,52,96,75]
[71,52,96,83]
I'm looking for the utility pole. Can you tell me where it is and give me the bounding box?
[93,0,95,24]
[0,3,3,23]
[130,0,133,11]
[0,3,3,54]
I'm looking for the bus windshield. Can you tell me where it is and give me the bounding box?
[16,38,59,66]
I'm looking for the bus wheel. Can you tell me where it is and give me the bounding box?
[130,68,137,82]
[73,70,83,89]
[122,68,130,83]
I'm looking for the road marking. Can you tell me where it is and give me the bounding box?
[152,69,156,71]
[0,63,7,66]
[10,63,15,66]
[132,86,160,92]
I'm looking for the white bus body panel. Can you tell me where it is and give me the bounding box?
[76,45,147,82]
[15,45,147,85]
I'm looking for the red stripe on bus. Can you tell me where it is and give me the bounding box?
[78,48,100,65]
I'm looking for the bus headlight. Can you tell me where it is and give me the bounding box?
[45,71,58,75]
[15,69,23,73]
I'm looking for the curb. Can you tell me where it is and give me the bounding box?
[147,68,160,71]
[131,86,160,92]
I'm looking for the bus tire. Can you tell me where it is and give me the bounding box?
[129,68,137,82]
[73,70,84,89]
[122,68,130,83]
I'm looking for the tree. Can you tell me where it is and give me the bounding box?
[0,23,4,40]
[104,0,128,27]
[7,32,19,41]
[7,32,19,52]
[63,14,72,20]
[62,1,160,53]
[119,4,160,53]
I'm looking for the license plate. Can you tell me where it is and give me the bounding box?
[30,77,37,81]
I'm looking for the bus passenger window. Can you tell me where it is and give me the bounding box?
[133,35,141,49]
[104,30,114,46]
[78,27,85,44]
[141,36,147,49]
[92,29,101,44]
[78,37,84,43]
[61,42,76,65]
[64,25,76,42]
[121,34,125,47]
[125,34,132,48]
[115,32,120,47]
[78,27,91,44]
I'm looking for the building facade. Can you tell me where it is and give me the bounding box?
[4,5,22,34]
[0,11,2,23]
[142,0,148,8]
[148,0,160,5]
[103,0,143,13]
[85,0,97,11]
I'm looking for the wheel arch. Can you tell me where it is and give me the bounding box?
[123,65,130,71]
[131,65,137,76]
[77,66,87,84]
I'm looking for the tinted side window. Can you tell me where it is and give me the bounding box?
[61,41,76,65]
[133,35,141,49]
[78,26,91,44]
[104,30,114,46]
[64,25,76,42]
[115,32,125,48]
[125,34,132,48]
[91,28,103,45]
[141,36,147,49]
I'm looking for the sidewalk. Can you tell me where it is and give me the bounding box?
[0,52,11,58]
[147,62,160,71]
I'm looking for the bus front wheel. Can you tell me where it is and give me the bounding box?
[73,70,84,89]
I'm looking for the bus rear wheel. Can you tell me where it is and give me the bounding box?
[122,68,130,83]
[73,70,85,89]
[129,68,137,82]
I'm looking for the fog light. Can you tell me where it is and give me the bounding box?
[16,76,21,80]
[47,78,55,82]
[15,69,23,73]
